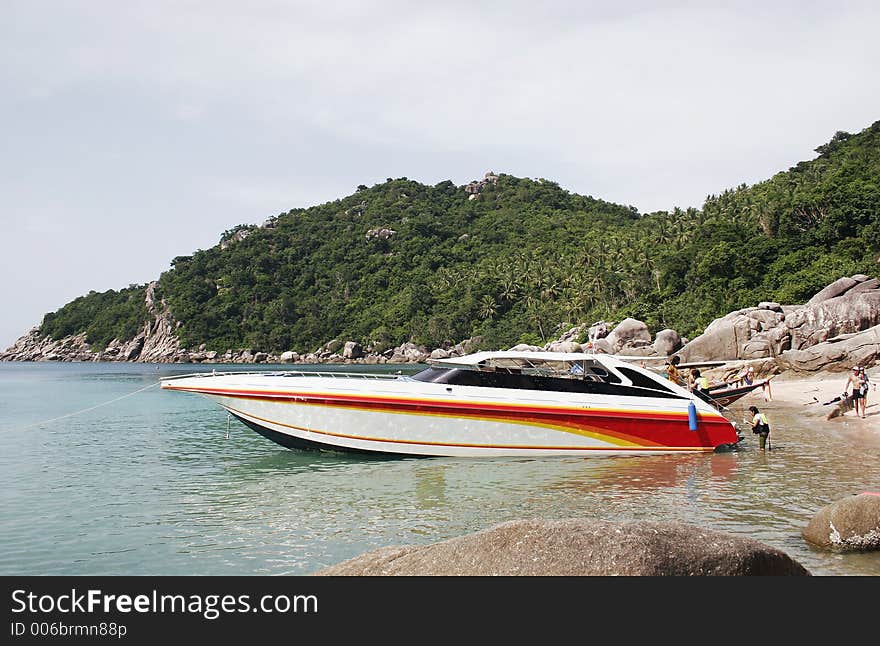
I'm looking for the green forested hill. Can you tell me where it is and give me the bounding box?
[39,120,880,354]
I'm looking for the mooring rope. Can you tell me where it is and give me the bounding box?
[19,380,162,430]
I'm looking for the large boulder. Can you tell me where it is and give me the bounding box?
[545,340,582,353]
[342,341,363,360]
[777,324,880,374]
[605,318,651,354]
[313,519,810,576]
[850,277,880,294]
[508,343,541,352]
[784,289,880,350]
[653,329,682,356]
[388,342,430,363]
[802,493,880,552]
[806,276,859,306]
[679,308,785,362]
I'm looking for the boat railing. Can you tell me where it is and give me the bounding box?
[160,369,407,382]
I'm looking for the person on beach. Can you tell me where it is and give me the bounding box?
[762,373,773,402]
[844,366,866,418]
[748,405,771,450]
[860,367,870,414]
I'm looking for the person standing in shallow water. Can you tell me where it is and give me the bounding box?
[748,405,770,450]
[844,367,866,418]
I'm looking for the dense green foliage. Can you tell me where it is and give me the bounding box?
[41,286,148,351]
[39,120,880,353]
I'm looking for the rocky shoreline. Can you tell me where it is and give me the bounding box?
[3,274,880,375]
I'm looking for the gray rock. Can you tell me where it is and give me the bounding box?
[342,341,363,360]
[802,493,880,552]
[313,519,810,576]
[777,324,880,373]
[553,324,589,344]
[849,278,880,294]
[653,329,682,356]
[588,321,611,340]
[508,343,541,352]
[806,276,858,306]
[679,309,759,361]
[545,340,582,353]
[605,318,651,354]
[318,339,343,356]
[784,290,880,349]
[365,227,396,241]
[587,338,613,354]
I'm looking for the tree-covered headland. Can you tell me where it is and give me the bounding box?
[39,120,880,354]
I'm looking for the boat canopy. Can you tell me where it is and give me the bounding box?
[429,351,622,378]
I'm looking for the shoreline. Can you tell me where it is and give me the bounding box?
[732,370,879,433]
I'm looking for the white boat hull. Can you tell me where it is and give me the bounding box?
[163,372,739,457]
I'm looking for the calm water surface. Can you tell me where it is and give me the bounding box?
[1,362,878,576]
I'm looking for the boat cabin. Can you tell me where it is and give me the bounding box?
[411,351,687,399]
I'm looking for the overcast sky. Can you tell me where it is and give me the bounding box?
[2,1,878,350]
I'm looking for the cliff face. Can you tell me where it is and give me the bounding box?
[0,282,183,363]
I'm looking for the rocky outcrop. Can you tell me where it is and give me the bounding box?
[365,227,396,241]
[777,324,880,374]
[0,281,185,363]
[545,340,582,353]
[802,493,880,552]
[342,341,363,360]
[678,304,786,362]
[313,519,810,576]
[806,276,859,305]
[678,275,880,371]
[0,328,95,362]
[464,171,499,200]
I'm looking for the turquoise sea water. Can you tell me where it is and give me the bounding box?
[1,361,879,576]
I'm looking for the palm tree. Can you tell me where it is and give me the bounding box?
[478,295,497,320]
[501,277,520,302]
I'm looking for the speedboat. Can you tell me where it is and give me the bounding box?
[160,351,741,457]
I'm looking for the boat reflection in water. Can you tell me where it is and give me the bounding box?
[544,452,740,496]
[161,351,742,457]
